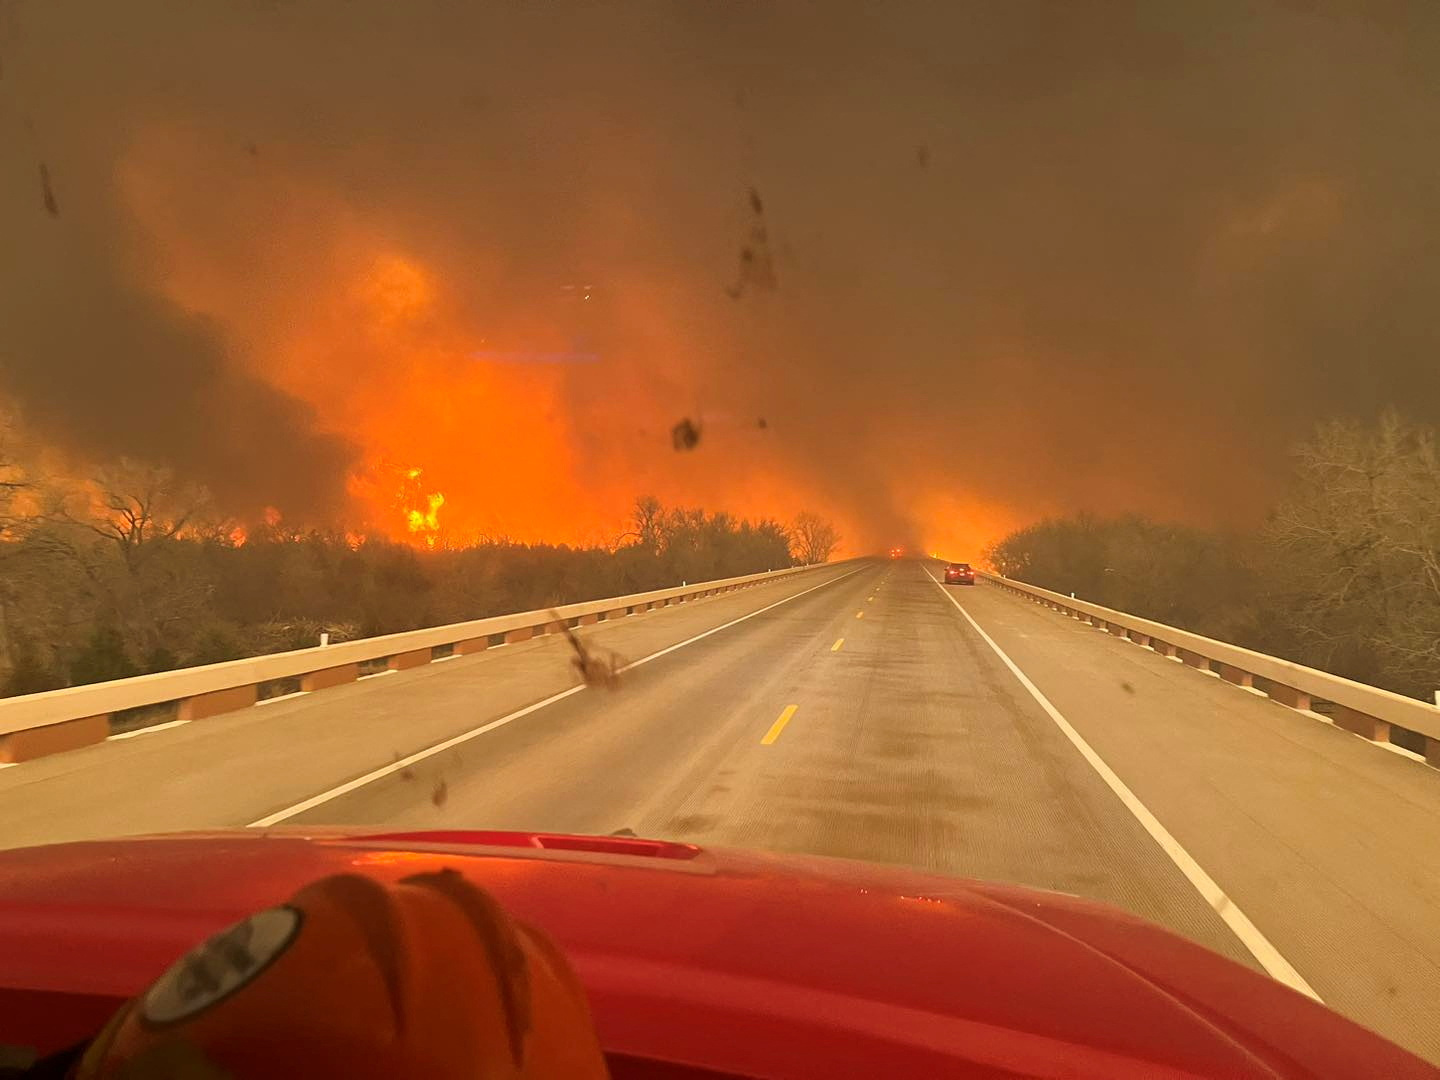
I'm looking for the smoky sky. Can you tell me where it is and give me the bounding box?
[4,1,1440,544]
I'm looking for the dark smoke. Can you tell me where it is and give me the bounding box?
[1,213,356,514]
[4,2,1440,546]
[0,2,358,519]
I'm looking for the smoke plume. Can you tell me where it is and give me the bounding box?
[4,1,1440,552]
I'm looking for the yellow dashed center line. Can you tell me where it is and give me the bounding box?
[855,610,864,619]
[831,637,844,652]
[761,705,798,745]
[867,596,875,602]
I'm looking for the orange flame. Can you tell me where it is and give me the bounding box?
[113,137,876,553]
[406,491,445,546]
[395,466,445,547]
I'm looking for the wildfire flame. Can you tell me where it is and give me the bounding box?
[109,144,873,551]
[400,467,445,547]
[407,491,445,546]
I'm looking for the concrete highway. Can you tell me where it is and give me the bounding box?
[0,558,1436,1062]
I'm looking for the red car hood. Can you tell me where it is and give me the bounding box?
[0,829,1430,1079]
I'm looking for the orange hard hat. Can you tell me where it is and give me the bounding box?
[73,868,610,1079]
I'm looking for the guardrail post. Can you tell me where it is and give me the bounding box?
[1221,665,1255,688]
[1331,704,1391,743]
[1267,683,1311,711]
[1177,648,1211,671]
[455,637,489,655]
[1427,737,1440,768]
[1152,640,1177,658]
[0,715,109,763]
[179,685,258,721]
[387,648,431,671]
[301,664,359,692]
[1128,632,1151,647]
[1216,663,1254,688]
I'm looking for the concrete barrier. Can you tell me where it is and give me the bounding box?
[980,571,1440,768]
[0,560,845,764]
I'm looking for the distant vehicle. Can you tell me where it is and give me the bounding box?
[889,547,904,559]
[0,829,1428,1079]
[944,562,975,585]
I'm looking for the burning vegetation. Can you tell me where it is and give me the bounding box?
[0,439,835,698]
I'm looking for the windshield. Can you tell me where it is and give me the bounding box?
[2,2,1439,1072]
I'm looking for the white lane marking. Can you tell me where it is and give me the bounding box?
[248,566,868,828]
[924,568,1321,1001]
[107,719,192,741]
[255,691,311,707]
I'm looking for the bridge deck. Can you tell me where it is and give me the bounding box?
[0,559,1434,1062]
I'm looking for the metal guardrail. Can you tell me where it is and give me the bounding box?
[0,562,841,763]
[980,571,1440,765]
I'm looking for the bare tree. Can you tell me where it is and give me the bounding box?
[77,460,212,570]
[790,512,840,565]
[629,494,665,553]
[1264,411,1440,695]
[36,460,218,666]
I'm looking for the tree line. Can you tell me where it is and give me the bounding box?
[986,412,1440,701]
[0,457,840,696]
